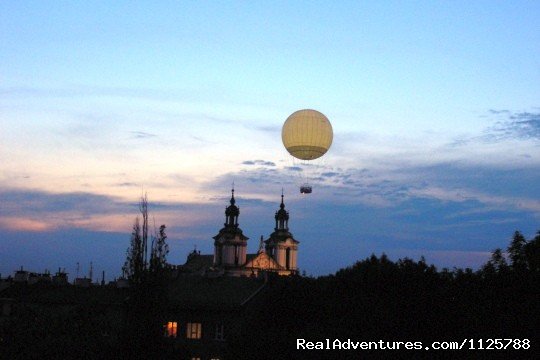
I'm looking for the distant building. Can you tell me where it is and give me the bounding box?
[179,189,299,277]
[0,269,268,360]
[115,277,130,288]
[13,267,29,283]
[74,277,92,287]
[0,188,301,360]
[13,266,55,285]
[163,275,268,360]
[52,268,69,285]
[28,272,51,285]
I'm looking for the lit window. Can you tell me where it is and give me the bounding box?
[214,323,225,340]
[186,322,202,339]
[164,321,178,337]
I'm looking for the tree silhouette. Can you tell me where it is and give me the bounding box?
[481,248,508,276]
[120,194,171,358]
[122,194,169,283]
[524,231,540,272]
[508,230,527,271]
[149,224,169,274]
[123,217,143,283]
[235,231,540,360]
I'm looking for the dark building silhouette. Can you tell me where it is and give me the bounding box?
[179,189,299,277]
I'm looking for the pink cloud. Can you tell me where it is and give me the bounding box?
[408,186,540,214]
[0,217,54,232]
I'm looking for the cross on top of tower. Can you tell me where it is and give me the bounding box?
[275,191,289,230]
[224,186,240,227]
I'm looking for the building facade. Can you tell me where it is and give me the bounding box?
[181,189,299,277]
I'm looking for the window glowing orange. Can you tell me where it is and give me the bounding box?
[164,321,178,337]
[187,322,202,339]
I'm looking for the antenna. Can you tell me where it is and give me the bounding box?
[89,261,93,281]
[259,235,264,253]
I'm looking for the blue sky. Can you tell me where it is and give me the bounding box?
[1,1,539,280]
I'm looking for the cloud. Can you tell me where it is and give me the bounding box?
[197,152,540,220]
[241,160,276,166]
[201,168,291,203]
[253,125,281,133]
[0,189,128,216]
[285,166,303,172]
[438,110,540,169]
[476,109,540,142]
[408,186,540,214]
[0,189,135,232]
[0,187,275,238]
[505,112,540,139]
[332,163,540,215]
[2,163,538,278]
[488,109,510,114]
[115,182,138,187]
[0,217,53,232]
[130,131,157,139]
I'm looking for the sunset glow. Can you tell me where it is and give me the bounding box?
[1,1,539,280]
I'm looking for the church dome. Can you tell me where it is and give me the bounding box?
[275,195,289,222]
[225,189,239,217]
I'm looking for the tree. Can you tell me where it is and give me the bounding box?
[122,193,169,283]
[524,231,540,272]
[122,217,143,283]
[121,193,171,358]
[481,248,509,278]
[149,224,169,274]
[508,230,527,271]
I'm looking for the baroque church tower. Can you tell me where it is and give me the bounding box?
[213,188,249,269]
[180,188,298,277]
[265,193,299,274]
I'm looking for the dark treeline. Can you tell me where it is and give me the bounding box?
[120,194,175,359]
[233,230,540,360]
[1,231,539,359]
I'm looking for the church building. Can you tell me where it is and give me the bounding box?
[179,189,299,277]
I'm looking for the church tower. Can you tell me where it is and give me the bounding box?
[265,193,299,274]
[213,188,249,269]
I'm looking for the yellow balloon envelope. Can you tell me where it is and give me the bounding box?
[282,109,333,160]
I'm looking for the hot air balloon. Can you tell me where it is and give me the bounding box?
[282,109,333,194]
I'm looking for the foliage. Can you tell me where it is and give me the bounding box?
[524,231,540,272]
[235,230,540,360]
[120,193,171,358]
[122,217,143,283]
[122,194,169,284]
[508,230,527,271]
[3,229,539,360]
[481,248,508,276]
[150,224,169,274]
